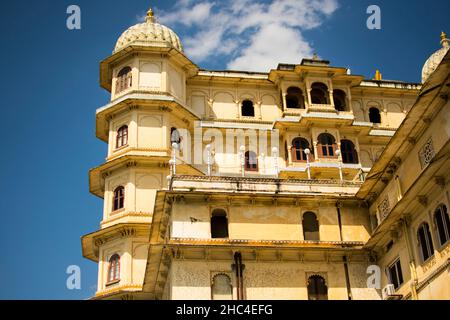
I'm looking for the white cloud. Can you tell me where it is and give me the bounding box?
[156,0,339,71]
[227,24,313,71]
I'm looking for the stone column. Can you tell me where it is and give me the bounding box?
[256,101,262,119]
[329,89,334,107]
[307,89,312,110]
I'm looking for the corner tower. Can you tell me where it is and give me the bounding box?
[82,7,201,300]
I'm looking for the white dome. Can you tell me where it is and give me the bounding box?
[113,8,183,54]
[421,32,449,83]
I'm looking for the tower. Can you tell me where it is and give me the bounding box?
[81,7,199,299]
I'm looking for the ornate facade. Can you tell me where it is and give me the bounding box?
[81,8,450,300]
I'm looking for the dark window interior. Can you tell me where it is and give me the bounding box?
[388,259,404,290]
[369,107,381,124]
[418,223,434,262]
[286,87,305,109]
[211,210,229,238]
[435,205,450,246]
[307,275,328,300]
[303,212,320,241]
[333,89,347,111]
[241,100,255,117]
[341,139,359,164]
[310,83,329,105]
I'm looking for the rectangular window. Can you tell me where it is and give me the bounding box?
[388,258,404,290]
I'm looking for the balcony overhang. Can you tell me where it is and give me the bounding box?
[268,63,363,85]
[190,70,272,86]
[273,112,355,129]
[95,92,201,142]
[280,162,363,180]
[89,155,204,198]
[168,175,362,198]
[169,237,365,250]
[81,223,150,262]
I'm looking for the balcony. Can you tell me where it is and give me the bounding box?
[307,103,336,113]
[282,147,363,181]
[169,175,363,197]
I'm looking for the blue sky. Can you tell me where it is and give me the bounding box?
[0,0,448,300]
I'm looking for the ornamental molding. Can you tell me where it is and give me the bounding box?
[95,284,142,297]
[378,196,391,220]
[434,176,446,188]
[419,138,435,169]
[100,211,152,226]
[119,227,136,237]
[417,196,428,207]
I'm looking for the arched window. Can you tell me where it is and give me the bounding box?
[303,212,319,241]
[245,151,258,172]
[434,204,450,247]
[307,275,328,300]
[116,125,128,149]
[317,133,337,158]
[241,100,255,117]
[113,186,125,211]
[211,274,232,300]
[340,140,359,164]
[116,66,132,94]
[417,223,434,262]
[170,127,181,145]
[369,107,381,124]
[286,87,305,109]
[333,89,347,111]
[107,254,120,283]
[292,138,311,162]
[310,82,329,105]
[211,209,229,239]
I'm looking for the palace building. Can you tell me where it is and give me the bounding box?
[81,7,450,300]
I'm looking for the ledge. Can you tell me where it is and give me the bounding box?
[94,284,143,299]
[169,237,365,249]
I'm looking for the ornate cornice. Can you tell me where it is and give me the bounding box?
[95,284,142,298]
[100,211,152,226]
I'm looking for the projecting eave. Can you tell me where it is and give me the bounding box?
[191,69,271,85]
[100,45,199,92]
[95,93,201,142]
[272,112,355,130]
[268,63,361,84]
[357,51,450,200]
[353,79,422,96]
[89,155,205,198]
[81,223,150,262]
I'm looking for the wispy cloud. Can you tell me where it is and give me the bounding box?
[146,0,339,71]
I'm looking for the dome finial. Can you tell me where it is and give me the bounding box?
[441,31,449,48]
[146,7,155,23]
